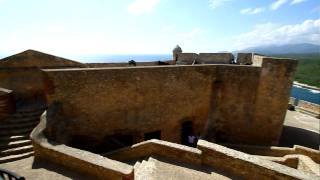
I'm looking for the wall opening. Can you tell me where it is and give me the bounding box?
[144,130,161,140]
[69,135,99,152]
[181,121,193,146]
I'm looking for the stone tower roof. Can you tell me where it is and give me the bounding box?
[0,49,85,68]
[173,45,182,53]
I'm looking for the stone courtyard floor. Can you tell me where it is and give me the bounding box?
[0,110,319,179]
[280,110,319,150]
[0,156,94,180]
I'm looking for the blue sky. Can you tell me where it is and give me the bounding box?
[0,0,319,58]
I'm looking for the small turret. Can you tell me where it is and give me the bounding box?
[172,45,182,64]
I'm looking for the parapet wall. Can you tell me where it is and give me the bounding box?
[43,56,297,147]
[31,112,134,180]
[289,97,320,118]
[176,53,234,64]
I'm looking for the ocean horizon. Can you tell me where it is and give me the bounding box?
[73,54,173,63]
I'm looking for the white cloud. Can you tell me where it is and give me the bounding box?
[233,19,320,49]
[270,0,288,10]
[180,27,201,38]
[291,0,307,5]
[128,0,161,15]
[208,0,232,9]
[240,8,265,15]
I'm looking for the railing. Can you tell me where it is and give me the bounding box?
[0,168,25,180]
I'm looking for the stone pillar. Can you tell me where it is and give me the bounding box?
[172,45,182,64]
[253,57,298,145]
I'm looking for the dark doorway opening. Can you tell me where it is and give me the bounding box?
[101,134,134,152]
[181,121,193,146]
[69,135,99,152]
[144,130,161,140]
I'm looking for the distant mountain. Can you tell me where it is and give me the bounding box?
[240,43,320,55]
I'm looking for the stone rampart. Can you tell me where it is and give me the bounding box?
[43,56,296,146]
[176,53,198,65]
[175,53,234,65]
[237,53,253,65]
[197,53,234,64]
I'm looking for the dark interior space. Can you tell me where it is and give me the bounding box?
[69,134,134,153]
[69,135,99,152]
[279,125,320,150]
[181,121,193,145]
[144,130,161,140]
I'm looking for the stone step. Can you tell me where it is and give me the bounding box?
[0,121,39,130]
[134,161,141,169]
[0,145,33,157]
[0,151,34,163]
[16,107,46,114]
[0,103,11,107]
[11,111,44,118]
[4,116,40,124]
[0,139,32,150]
[0,135,29,142]
[135,160,155,180]
[0,128,33,136]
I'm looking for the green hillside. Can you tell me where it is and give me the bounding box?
[272,53,320,87]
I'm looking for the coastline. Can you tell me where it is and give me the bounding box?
[293,81,320,91]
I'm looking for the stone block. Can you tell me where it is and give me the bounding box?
[197,53,233,64]
[176,53,198,65]
[237,53,252,65]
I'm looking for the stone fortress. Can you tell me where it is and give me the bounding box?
[0,46,319,179]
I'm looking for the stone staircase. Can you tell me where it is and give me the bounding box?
[0,107,45,163]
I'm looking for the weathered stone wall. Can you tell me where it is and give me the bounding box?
[43,58,296,146]
[45,65,216,146]
[0,87,14,120]
[0,68,50,103]
[197,53,234,64]
[176,53,234,65]
[253,58,298,145]
[176,53,198,65]
[237,53,252,65]
[204,65,261,144]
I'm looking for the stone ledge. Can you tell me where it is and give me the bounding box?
[197,140,318,180]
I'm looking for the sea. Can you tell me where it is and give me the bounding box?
[291,85,320,105]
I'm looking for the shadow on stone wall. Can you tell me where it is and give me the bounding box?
[279,125,320,150]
